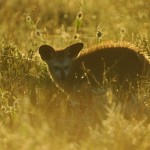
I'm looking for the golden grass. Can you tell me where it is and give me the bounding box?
[0,0,150,149]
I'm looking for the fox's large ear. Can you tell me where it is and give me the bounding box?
[64,43,84,58]
[39,45,55,61]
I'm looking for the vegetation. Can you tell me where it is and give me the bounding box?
[0,0,150,149]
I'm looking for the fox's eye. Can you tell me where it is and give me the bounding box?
[53,66,60,71]
[64,65,69,70]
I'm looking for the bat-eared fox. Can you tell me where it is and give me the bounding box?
[39,41,150,93]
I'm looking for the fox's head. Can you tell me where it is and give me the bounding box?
[39,43,83,82]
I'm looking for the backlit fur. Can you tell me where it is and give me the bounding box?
[39,41,150,92]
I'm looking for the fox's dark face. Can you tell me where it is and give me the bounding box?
[46,52,73,81]
[39,43,83,81]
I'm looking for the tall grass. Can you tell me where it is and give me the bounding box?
[0,0,150,149]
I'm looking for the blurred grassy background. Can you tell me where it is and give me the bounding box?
[0,0,150,149]
[0,0,149,46]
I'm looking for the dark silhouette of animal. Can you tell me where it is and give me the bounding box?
[39,41,150,92]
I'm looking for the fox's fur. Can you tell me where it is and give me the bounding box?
[39,41,150,92]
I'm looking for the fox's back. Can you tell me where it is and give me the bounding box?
[74,42,149,85]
